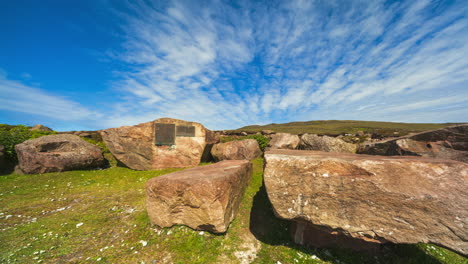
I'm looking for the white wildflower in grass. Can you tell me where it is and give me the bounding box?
[139,240,148,247]
[76,223,83,228]
[198,231,204,235]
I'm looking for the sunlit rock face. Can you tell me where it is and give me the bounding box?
[146,160,252,233]
[264,149,468,255]
[268,133,300,150]
[100,118,219,170]
[15,134,105,174]
[211,139,262,161]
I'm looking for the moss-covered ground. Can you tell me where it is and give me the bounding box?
[1,159,466,264]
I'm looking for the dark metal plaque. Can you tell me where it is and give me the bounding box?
[176,125,195,137]
[155,123,175,145]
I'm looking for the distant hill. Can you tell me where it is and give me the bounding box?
[232,120,465,136]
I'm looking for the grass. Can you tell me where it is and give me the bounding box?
[232,120,465,136]
[1,160,467,264]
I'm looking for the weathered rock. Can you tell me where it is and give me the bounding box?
[358,125,468,163]
[211,139,262,162]
[261,130,276,135]
[100,118,217,170]
[30,124,53,132]
[15,134,106,174]
[268,133,300,149]
[264,149,468,255]
[300,134,357,153]
[146,160,252,233]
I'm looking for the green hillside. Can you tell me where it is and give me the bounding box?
[232,120,465,136]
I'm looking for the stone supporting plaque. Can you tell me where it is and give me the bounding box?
[176,125,195,137]
[155,123,175,145]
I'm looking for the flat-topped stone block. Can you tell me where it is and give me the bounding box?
[146,160,252,233]
[264,149,468,255]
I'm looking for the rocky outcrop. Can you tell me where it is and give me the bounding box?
[268,133,300,149]
[300,134,357,153]
[30,124,53,132]
[100,118,218,170]
[358,125,468,163]
[15,134,106,174]
[264,149,468,255]
[146,160,252,233]
[211,139,262,162]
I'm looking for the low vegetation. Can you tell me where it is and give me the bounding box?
[1,159,466,264]
[232,120,463,136]
[0,125,56,163]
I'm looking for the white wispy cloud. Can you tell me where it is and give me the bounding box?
[101,0,467,130]
[4,0,466,131]
[0,74,100,122]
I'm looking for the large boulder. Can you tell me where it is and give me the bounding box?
[264,149,468,255]
[358,125,468,163]
[15,134,106,174]
[146,160,252,233]
[300,134,357,153]
[100,118,218,170]
[211,139,262,162]
[268,133,300,149]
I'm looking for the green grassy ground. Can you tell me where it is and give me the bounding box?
[232,120,464,136]
[1,160,466,264]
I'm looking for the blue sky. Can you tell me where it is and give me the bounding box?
[1,0,467,131]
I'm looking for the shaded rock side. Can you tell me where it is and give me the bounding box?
[300,134,357,153]
[358,124,468,163]
[100,118,216,170]
[146,160,253,233]
[264,149,468,255]
[268,133,300,149]
[15,134,106,174]
[211,139,262,162]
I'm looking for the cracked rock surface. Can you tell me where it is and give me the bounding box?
[146,160,252,233]
[264,149,468,255]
